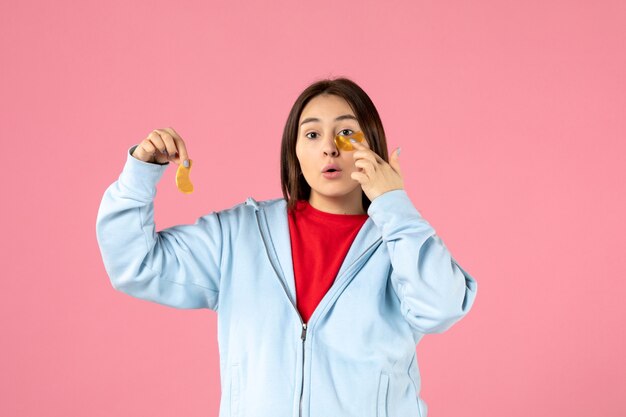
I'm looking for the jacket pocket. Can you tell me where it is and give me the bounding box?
[377,372,389,417]
[230,363,241,417]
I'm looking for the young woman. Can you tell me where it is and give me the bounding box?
[96,77,478,417]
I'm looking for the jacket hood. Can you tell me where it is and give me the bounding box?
[245,196,384,325]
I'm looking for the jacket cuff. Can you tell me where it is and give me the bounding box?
[367,189,437,240]
[118,144,170,200]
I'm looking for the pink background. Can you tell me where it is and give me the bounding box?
[1,0,624,416]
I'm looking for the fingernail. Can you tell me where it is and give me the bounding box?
[183,159,189,167]
[397,147,401,156]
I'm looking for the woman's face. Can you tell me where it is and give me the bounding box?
[296,94,368,204]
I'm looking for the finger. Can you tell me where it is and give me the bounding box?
[163,127,190,165]
[147,130,168,153]
[352,141,384,163]
[350,171,368,184]
[353,150,380,168]
[155,128,178,158]
[163,126,182,139]
[389,147,403,175]
[354,159,375,176]
[146,131,171,163]
[147,130,168,154]
[351,138,371,150]
[136,138,158,161]
[174,136,190,165]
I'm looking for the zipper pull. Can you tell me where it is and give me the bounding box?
[301,323,307,341]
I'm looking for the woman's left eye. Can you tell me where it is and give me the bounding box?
[338,129,354,136]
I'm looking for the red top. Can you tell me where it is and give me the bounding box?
[287,199,369,323]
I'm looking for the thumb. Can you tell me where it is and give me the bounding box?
[389,147,402,174]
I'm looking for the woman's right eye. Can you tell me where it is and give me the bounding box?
[305,132,318,139]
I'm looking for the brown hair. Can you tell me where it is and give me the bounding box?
[280,77,389,213]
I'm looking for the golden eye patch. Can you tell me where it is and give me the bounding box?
[334,130,365,151]
[176,160,194,194]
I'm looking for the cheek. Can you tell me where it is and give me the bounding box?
[296,144,314,163]
[295,143,304,162]
[344,154,356,169]
[295,148,311,174]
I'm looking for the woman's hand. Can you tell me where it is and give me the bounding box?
[132,127,190,167]
[350,140,404,202]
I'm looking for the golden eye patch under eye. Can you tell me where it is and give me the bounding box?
[334,130,365,151]
[176,159,194,194]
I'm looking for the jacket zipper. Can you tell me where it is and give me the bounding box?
[300,322,307,417]
[254,211,308,417]
[254,209,381,417]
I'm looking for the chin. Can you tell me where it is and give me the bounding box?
[311,184,361,198]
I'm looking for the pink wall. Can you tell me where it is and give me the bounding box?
[1,0,624,416]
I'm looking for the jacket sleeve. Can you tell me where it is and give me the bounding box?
[95,145,223,311]
[367,189,478,334]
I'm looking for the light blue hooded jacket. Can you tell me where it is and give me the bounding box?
[96,145,478,417]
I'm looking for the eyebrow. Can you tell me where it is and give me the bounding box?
[300,114,358,126]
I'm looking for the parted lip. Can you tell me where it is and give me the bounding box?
[322,163,342,173]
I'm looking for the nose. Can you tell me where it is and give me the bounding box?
[322,134,339,157]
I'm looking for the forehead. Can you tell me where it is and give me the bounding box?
[299,95,355,121]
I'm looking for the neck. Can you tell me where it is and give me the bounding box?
[308,189,366,215]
